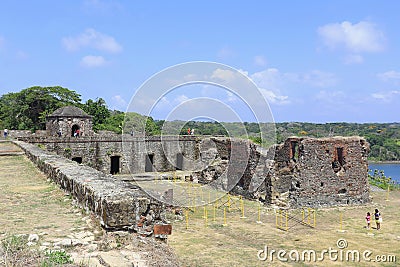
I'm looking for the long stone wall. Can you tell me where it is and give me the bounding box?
[14,140,166,233]
[18,135,200,175]
[16,134,371,209]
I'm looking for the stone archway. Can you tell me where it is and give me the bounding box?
[71,124,80,137]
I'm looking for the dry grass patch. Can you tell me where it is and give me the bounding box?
[169,186,400,267]
[0,149,86,239]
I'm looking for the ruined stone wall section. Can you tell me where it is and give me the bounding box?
[279,136,370,207]
[13,140,165,232]
[192,136,370,208]
[17,135,370,209]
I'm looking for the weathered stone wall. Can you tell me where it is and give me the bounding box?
[6,130,33,138]
[13,140,166,232]
[18,136,200,175]
[18,134,370,208]
[193,136,370,208]
[46,116,93,137]
[279,136,370,207]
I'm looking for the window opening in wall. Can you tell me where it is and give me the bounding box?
[110,156,120,174]
[145,154,154,172]
[338,188,347,194]
[176,153,183,170]
[332,147,345,173]
[337,147,344,166]
[290,141,299,161]
[72,157,82,164]
[71,124,80,137]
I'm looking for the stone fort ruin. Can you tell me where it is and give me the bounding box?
[46,106,94,137]
[13,106,370,233]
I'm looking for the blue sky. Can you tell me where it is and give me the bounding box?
[0,1,399,123]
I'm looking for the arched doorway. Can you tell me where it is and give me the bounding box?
[72,157,82,164]
[110,156,120,174]
[71,124,80,137]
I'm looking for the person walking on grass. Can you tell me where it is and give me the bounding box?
[374,209,381,230]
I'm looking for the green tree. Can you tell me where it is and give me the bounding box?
[81,98,111,131]
[96,111,125,134]
[0,86,81,131]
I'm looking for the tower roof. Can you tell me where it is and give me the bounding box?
[48,106,92,118]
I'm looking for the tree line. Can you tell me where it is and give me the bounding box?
[0,86,159,135]
[0,86,399,161]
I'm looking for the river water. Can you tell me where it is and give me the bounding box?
[368,163,400,183]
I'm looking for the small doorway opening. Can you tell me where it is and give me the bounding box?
[290,141,299,161]
[110,156,120,174]
[337,147,345,166]
[176,153,184,170]
[72,157,82,164]
[145,154,154,172]
[71,124,80,137]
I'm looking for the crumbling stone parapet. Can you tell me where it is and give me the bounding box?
[14,140,167,234]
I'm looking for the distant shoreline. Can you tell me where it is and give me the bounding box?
[368,161,400,164]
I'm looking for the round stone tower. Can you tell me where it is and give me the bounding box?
[46,106,93,137]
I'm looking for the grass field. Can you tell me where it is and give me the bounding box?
[168,185,400,267]
[0,145,87,239]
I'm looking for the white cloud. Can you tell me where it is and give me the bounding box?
[318,21,385,53]
[158,96,170,106]
[250,68,337,105]
[344,54,364,64]
[315,90,346,103]
[259,88,289,104]
[254,55,267,67]
[111,95,127,109]
[80,55,107,67]
[250,68,281,88]
[226,91,238,103]
[62,28,122,53]
[250,69,289,104]
[175,94,190,104]
[377,71,400,82]
[211,68,236,82]
[371,90,400,102]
